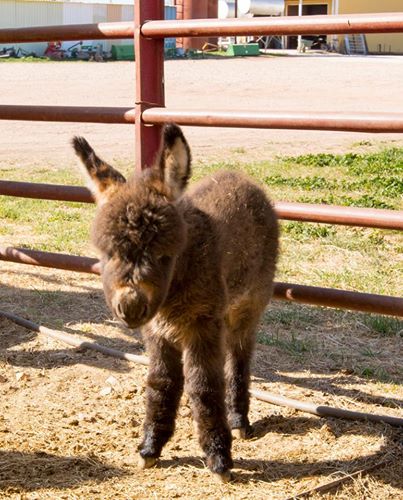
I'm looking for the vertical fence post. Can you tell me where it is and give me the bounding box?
[134,0,165,171]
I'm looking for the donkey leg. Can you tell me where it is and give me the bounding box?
[183,319,233,482]
[225,310,260,439]
[138,336,184,468]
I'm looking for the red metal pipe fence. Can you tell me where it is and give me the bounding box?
[142,12,403,38]
[143,108,403,133]
[134,1,165,170]
[0,4,402,316]
[2,105,403,133]
[0,246,401,317]
[0,105,135,124]
[1,180,402,231]
[2,13,403,44]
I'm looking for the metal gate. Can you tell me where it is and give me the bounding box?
[0,4,402,317]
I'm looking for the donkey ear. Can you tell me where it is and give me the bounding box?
[158,123,191,198]
[72,136,126,205]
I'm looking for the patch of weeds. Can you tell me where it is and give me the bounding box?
[47,210,83,223]
[282,152,342,168]
[361,176,403,197]
[232,147,246,154]
[264,175,336,191]
[344,194,395,209]
[357,365,391,382]
[282,148,403,176]
[0,204,21,220]
[282,222,336,240]
[297,193,395,210]
[79,324,95,334]
[263,305,320,328]
[257,331,314,357]
[345,148,403,176]
[0,57,50,63]
[360,315,403,337]
[360,346,379,358]
[352,140,373,147]
[367,230,386,248]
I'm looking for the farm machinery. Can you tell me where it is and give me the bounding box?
[0,42,107,61]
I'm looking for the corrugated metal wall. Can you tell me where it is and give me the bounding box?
[1,1,64,54]
[61,3,94,51]
[0,1,176,56]
[0,1,16,29]
[16,0,63,26]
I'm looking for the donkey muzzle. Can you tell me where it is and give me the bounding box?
[111,287,149,328]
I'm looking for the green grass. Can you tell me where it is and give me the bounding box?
[361,316,403,337]
[257,303,402,383]
[0,197,95,254]
[357,365,391,382]
[257,330,315,357]
[194,147,402,297]
[0,56,55,63]
[0,57,89,63]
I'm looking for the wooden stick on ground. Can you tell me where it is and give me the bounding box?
[285,456,392,499]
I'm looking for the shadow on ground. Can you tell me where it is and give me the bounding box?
[0,450,126,492]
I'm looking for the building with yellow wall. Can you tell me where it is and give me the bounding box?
[284,0,403,53]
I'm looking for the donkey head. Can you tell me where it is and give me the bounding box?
[73,124,191,328]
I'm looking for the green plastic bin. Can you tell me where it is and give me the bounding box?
[227,43,260,57]
[111,45,135,61]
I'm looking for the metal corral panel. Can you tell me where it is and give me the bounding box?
[92,4,107,23]
[91,4,110,50]
[115,5,176,50]
[63,3,93,25]
[106,4,121,22]
[62,3,94,51]
[1,1,63,55]
[117,5,133,46]
[0,1,16,53]
[0,1,176,55]
[121,5,133,21]
[0,1,16,28]
[15,1,63,26]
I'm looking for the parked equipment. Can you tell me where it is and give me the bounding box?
[0,46,37,58]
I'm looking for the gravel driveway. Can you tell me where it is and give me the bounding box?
[1,54,402,169]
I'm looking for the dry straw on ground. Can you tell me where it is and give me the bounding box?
[0,264,402,499]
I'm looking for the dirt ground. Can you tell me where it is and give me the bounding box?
[1,55,403,169]
[0,56,402,499]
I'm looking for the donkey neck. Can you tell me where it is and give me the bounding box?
[164,197,225,311]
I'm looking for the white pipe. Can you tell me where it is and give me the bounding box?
[297,0,303,51]
[2,309,403,428]
[332,0,340,50]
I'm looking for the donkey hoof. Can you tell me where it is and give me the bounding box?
[213,470,232,483]
[231,427,246,439]
[138,455,157,469]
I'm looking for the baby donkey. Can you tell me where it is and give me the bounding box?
[73,124,279,481]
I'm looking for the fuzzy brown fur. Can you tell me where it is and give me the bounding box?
[73,124,279,479]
